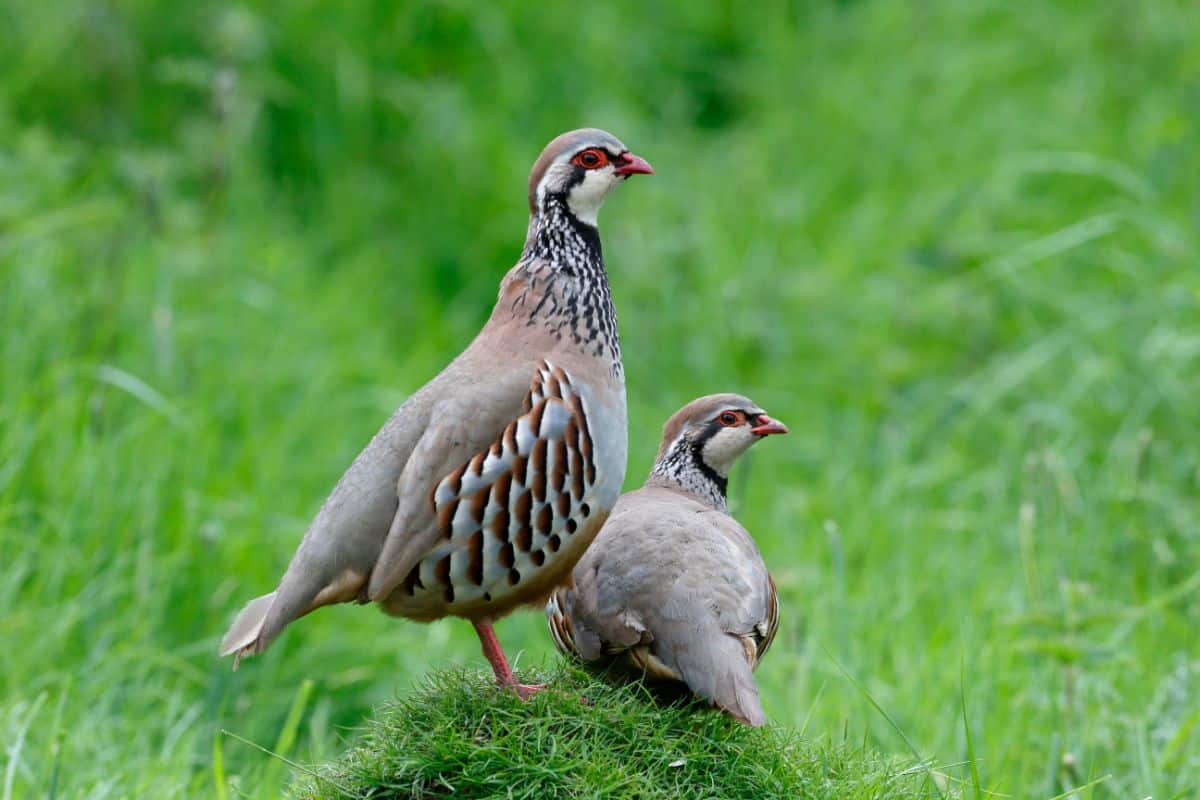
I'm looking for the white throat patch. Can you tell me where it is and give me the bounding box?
[535,157,622,228]
[566,169,620,227]
[700,428,757,478]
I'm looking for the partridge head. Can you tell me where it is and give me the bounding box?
[220,128,652,698]
[649,395,789,509]
[547,393,787,724]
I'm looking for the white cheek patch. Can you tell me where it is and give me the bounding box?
[701,428,756,477]
[566,168,619,226]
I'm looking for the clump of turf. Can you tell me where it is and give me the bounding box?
[290,664,931,799]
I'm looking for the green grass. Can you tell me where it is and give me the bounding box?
[286,665,933,800]
[2,1,1199,798]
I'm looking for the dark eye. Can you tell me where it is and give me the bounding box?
[718,411,740,426]
[572,148,608,169]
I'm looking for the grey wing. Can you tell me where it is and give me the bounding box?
[366,360,597,603]
[223,387,438,659]
[549,493,674,663]
[557,498,774,725]
[221,356,529,661]
[362,367,532,601]
[550,556,651,664]
[643,581,768,726]
[695,507,777,665]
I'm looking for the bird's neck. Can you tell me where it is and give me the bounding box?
[648,439,729,512]
[522,194,604,263]
[510,197,621,369]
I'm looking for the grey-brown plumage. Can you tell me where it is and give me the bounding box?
[220,129,652,693]
[547,394,787,724]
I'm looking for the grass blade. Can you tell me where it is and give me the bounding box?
[213,727,229,800]
[220,730,358,799]
[825,648,946,800]
[3,693,47,800]
[1044,772,1111,800]
[261,679,314,795]
[960,658,983,800]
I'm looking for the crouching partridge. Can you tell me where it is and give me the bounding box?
[546,394,787,724]
[220,129,653,696]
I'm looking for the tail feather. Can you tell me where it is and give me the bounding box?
[712,666,766,726]
[662,628,766,726]
[219,592,276,667]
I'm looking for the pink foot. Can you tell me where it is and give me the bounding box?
[513,682,547,700]
[473,621,548,701]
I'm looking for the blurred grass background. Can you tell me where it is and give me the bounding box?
[2,1,1198,797]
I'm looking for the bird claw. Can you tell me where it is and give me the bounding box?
[513,682,547,700]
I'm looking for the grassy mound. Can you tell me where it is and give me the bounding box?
[6,2,1198,796]
[289,665,932,800]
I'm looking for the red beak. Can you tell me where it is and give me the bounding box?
[750,414,788,436]
[614,152,654,176]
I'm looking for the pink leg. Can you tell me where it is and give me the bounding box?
[472,620,546,699]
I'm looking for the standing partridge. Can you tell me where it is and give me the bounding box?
[220,129,653,696]
[546,394,787,724]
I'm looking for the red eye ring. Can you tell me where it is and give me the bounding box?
[571,148,609,169]
[718,411,741,427]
